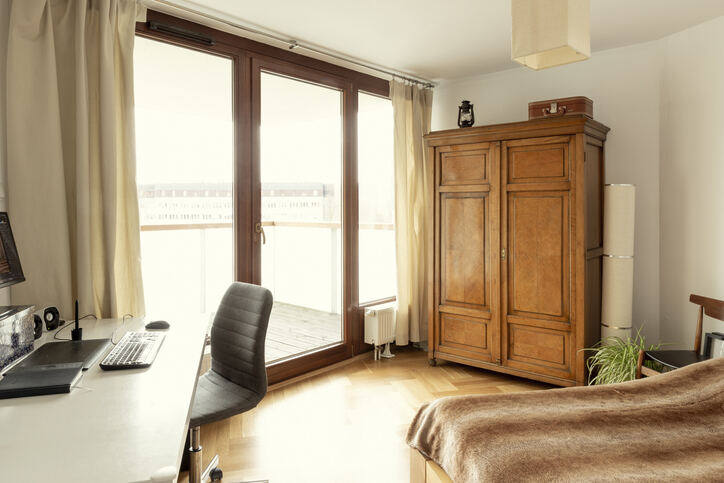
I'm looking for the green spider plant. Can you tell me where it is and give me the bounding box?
[583,328,661,385]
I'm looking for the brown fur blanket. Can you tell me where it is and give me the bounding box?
[407,357,724,482]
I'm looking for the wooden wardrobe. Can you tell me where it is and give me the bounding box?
[426,115,609,386]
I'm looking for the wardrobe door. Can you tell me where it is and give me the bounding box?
[434,142,500,363]
[501,136,576,380]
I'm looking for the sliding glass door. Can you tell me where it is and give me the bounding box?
[257,69,344,364]
[136,11,391,383]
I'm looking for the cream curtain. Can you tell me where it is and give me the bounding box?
[5,0,146,319]
[391,80,433,346]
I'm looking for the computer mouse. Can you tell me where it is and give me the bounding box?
[145,320,170,330]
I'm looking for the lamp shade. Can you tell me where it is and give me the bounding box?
[512,0,591,70]
[603,184,636,256]
[601,183,636,343]
[601,256,634,327]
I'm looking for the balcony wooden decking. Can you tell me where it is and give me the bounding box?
[265,302,341,363]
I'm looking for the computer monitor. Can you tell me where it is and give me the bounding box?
[0,212,24,290]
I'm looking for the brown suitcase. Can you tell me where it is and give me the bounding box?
[528,96,593,120]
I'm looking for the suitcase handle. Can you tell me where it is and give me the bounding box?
[542,105,567,117]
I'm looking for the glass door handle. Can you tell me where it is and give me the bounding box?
[255,222,266,244]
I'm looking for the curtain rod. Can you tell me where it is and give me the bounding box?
[143,0,436,88]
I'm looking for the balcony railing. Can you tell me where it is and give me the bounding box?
[139,221,394,231]
[139,220,395,316]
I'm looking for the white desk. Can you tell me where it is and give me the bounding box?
[0,316,208,483]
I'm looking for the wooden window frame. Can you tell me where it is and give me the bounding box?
[136,10,389,384]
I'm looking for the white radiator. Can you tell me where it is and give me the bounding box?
[364,304,397,359]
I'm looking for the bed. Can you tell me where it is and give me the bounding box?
[407,357,724,482]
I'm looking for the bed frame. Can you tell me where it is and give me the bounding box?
[410,448,453,483]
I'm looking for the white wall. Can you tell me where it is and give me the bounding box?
[659,16,724,348]
[433,41,663,343]
[0,1,11,306]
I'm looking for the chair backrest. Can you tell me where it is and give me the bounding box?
[689,294,724,353]
[210,282,273,396]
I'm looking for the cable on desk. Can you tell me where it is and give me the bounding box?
[53,314,97,340]
[110,314,135,345]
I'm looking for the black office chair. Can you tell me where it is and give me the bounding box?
[188,282,273,483]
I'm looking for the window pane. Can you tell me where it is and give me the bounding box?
[134,37,234,319]
[358,93,395,303]
[260,72,343,362]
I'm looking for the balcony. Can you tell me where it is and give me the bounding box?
[140,221,394,363]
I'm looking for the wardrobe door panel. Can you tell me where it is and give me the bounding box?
[439,143,491,186]
[441,151,487,185]
[507,191,570,321]
[507,324,571,372]
[440,193,488,311]
[438,313,493,361]
[507,136,570,183]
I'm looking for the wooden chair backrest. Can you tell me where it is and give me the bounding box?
[689,294,724,353]
[636,294,723,379]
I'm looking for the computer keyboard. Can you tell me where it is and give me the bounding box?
[100,331,165,370]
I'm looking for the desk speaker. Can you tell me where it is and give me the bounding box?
[33,307,62,331]
[33,314,43,339]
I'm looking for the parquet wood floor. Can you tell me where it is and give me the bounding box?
[182,348,550,483]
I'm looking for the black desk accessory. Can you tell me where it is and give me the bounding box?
[16,339,110,371]
[33,314,43,339]
[0,362,83,399]
[145,320,170,330]
[70,300,82,341]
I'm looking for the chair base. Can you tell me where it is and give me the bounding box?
[189,426,223,483]
[188,425,268,482]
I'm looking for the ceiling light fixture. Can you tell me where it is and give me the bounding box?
[511,0,591,70]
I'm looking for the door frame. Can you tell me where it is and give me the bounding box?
[136,10,389,384]
[250,56,356,382]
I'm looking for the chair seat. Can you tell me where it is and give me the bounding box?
[645,350,711,370]
[190,370,264,427]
